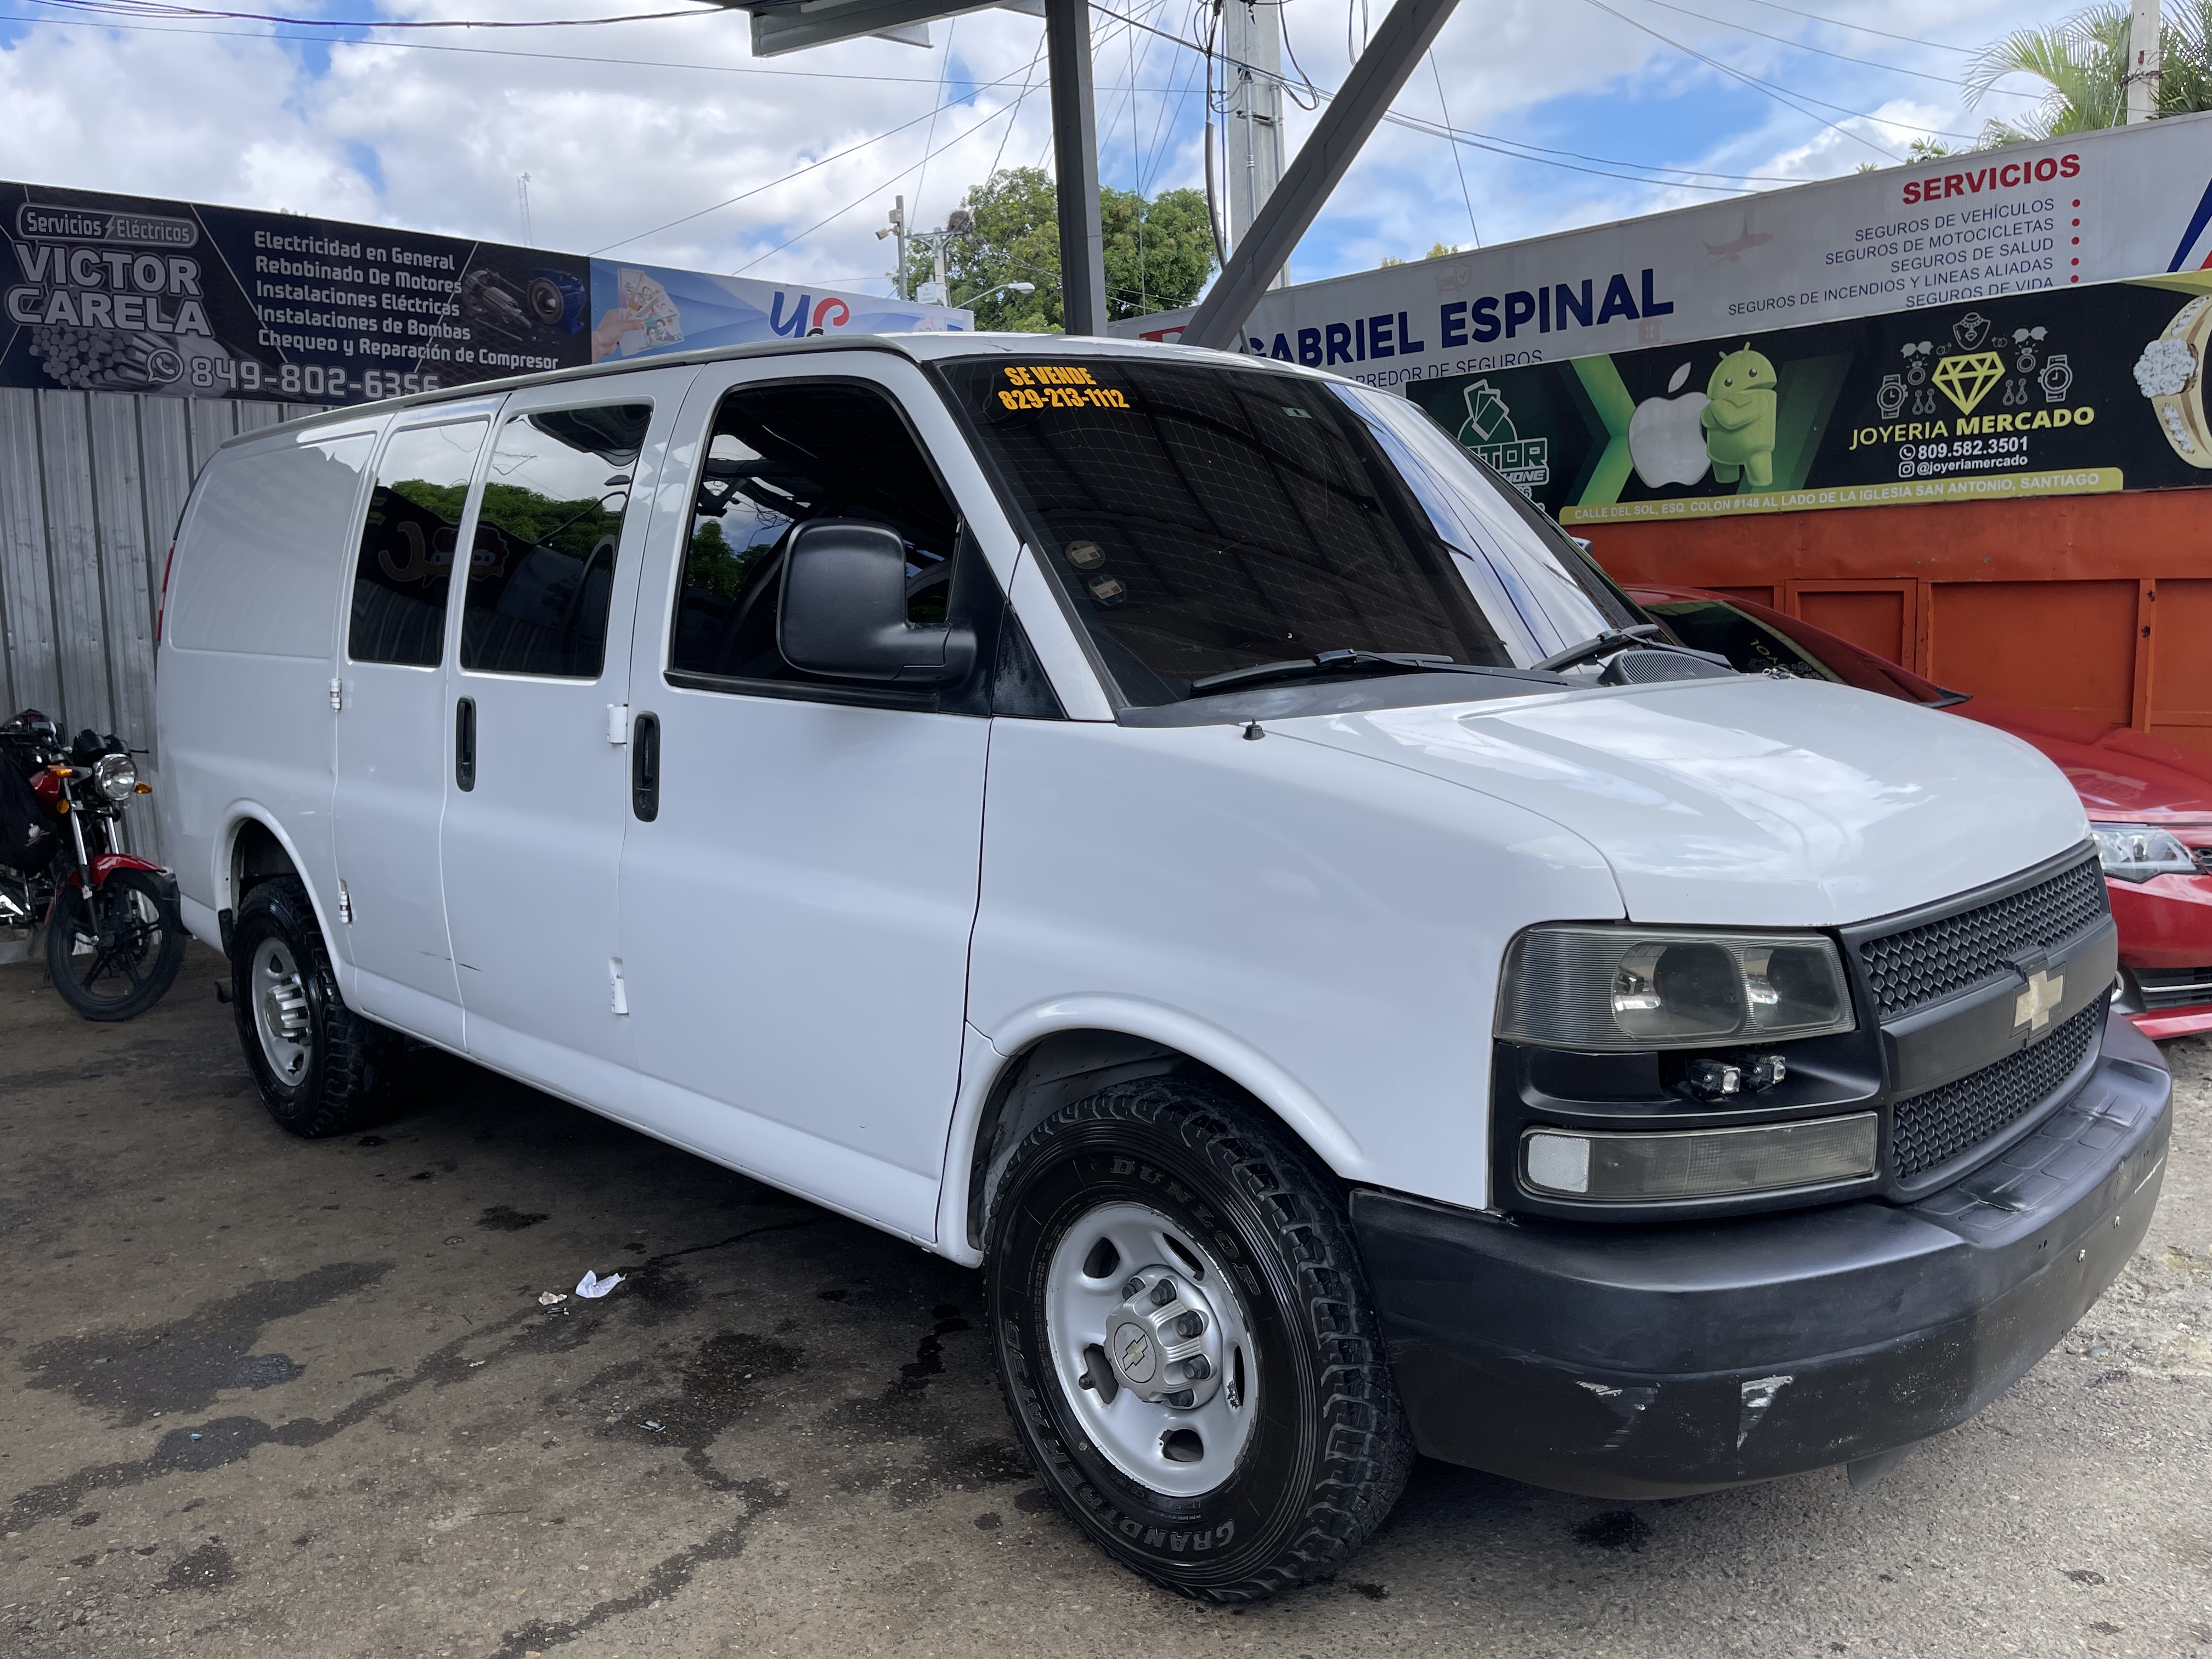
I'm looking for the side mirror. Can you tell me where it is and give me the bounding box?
[777,518,977,686]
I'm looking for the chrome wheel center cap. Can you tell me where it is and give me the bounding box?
[1105,1267,1225,1409]
[264,980,308,1040]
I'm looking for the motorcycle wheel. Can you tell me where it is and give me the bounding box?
[43,866,187,1022]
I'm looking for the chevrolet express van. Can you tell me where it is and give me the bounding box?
[156,335,2171,1601]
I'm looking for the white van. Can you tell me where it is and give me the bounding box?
[156,335,2170,1601]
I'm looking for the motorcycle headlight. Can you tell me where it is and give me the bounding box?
[2092,823,2198,882]
[93,752,138,803]
[1498,925,1855,1051]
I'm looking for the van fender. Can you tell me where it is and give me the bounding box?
[933,994,1365,1268]
[218,805,341,964]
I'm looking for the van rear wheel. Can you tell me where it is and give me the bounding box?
[984,1078,1412,1602]
[229,876,398,1138]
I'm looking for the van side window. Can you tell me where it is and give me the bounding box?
[670,381,958,687]
[170,433,374,658]
[348,419,488,667]
[461,404,650,679]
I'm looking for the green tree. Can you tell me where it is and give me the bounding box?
[1963,1,2212,145]
[907,167,1216,330]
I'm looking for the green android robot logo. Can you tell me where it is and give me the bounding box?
[1700,343,1778,487]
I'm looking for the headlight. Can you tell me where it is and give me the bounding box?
[2093,823,2198,882]
[1498,925,1854,1050]
[1522,1113,1878,1201]
[93,752,138,803]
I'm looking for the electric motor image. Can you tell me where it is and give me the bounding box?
[528,268,587,335]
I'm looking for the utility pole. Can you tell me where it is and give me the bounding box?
[876,195,910,301]
[909,211,970,307]
[1184,0,1462,351]
[1046,0,1108,335]
[2128,0,2162,123]
[1221,0,1286,289]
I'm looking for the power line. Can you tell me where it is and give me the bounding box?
[1429,47,1479,248]
[594,54,1053,253]
[24,0,719,27]
[1581,0,1921,155]
[1089,4,1813,187]
[1623,0,2041,97]
[0,7,1161,85]
[1730,0,1977,54]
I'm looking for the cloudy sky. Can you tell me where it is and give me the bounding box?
[0,0,2100,300]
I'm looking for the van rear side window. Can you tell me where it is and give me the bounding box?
[169,434,374,658]
[349,419,488,667]
[461,403,650,680]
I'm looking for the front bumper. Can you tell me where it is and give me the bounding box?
[2109,870,2212,1036]
[1353,1013,2171,1498]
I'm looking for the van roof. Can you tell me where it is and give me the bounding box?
[220,331,1333,450]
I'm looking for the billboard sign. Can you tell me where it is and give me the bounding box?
[0,180,968,405]
[588,261,968,365]
[1122,114,2212,392]
[1400,273,2212,523]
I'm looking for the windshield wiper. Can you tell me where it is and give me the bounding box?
[1190,650,1504,696]
[1531,623,1666,674]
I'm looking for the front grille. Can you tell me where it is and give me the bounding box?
[1857,855,2107,1019]
[2138,966,2212,1011]
[1891,998,2103,1181]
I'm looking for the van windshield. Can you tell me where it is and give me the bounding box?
[941,355,1641,706]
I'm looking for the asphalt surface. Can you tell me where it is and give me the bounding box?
[2,940,2208,1658]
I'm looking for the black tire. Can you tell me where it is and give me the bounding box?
[229,876,398,1138]
[984,1077,1413,1602]
[43,866,186,1022]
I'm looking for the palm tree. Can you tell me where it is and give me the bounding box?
[1962,1,2212,146]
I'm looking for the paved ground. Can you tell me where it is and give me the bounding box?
[1,941,2207,1659]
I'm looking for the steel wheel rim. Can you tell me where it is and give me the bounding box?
[1043,1200,1259,1499]
[251,936,312,1082]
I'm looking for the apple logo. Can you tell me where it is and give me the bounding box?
[1628,361,1712,488]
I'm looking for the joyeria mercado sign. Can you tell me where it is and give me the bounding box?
[1404,274,2212,523]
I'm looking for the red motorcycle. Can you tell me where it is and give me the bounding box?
[1,709,185,1020]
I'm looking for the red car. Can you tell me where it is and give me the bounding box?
[1629,583,2212,1040]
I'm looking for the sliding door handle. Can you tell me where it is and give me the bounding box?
[631,712,659,821]
[455,696,476,792]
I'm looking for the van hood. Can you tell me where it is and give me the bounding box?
[1280,676,2090,928]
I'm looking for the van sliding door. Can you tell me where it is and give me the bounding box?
[436,369,696,1088]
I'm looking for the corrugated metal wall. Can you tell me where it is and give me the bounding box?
[0,390,310,862]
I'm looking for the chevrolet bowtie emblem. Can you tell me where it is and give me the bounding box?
[2014,967,2065,1031]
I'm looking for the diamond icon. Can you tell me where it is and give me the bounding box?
[1931,350,2007,415]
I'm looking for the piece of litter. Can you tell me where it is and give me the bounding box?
[468,1360,487,1368]
[537,1291,567,1307]
[575,1269,624,1300]
[188,1433,201,1442]
[642,1420,663,1432]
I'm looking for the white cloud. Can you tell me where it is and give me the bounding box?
[0,0,2112,295]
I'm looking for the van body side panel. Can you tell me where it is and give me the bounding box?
[156,426,382,929]
[964,718,1623,1213]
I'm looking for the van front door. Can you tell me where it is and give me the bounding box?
[616,360,1007,1239]
[438,381,686,1086]
[332,410,494,1048]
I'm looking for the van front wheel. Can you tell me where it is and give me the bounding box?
[984,1079,1412,1602]
[229,876,397,1138]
